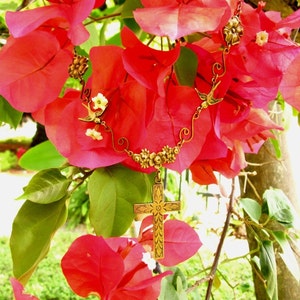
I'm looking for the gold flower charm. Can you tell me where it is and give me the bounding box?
[223,16,243,47]
[161,145,180,164]
[131,145,181,169]
[68,54,89,80]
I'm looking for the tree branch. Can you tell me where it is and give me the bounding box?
[205,178,236,300]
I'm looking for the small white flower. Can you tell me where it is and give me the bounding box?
[91,93,108,111]
[85,128,103,140]
[256,30,268,46]
[142,252,156,271]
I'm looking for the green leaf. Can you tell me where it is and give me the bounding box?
[251,255,261,271]
[106,32,122,46]
[260,240,278,300]
[212,273,221,289]
[121,0,143,34]
[159,267,188,300]
[174,47,198,87]
[0,96,22,129]
[80,22,100,52]
[240,198,262,223]
[122,0,142,18]
[273,231,300,281]
[19,140,67,171]
[10,197,68,284]
[269,137,281,159]
[262,189,295,227]
[88,165,153,237]
[17,168,71,204]
[0,1,18,12]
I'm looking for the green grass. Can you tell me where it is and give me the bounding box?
[0,150,17,171]
[0,228,97,300]
[178,247,255,300]
[0,228,255,299]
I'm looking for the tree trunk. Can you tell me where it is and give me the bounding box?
[234,2,300,299]
[239,128,300,299]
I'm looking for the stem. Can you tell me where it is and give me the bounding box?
[84,12,121,26]
[204,178,236,300]
[187,275,212,293]
[186,248,258,293]
[67,169,93,195]
[246,176,262,203]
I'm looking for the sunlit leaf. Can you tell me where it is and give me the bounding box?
[0,1,18,11]
[251,255,261,271]
[269,137,282,159]
[80,22,100,52]
[260,240,278,300]
[10,197,68,284]
[19,140,67,171]
[88,165,152,237]
[213,273,221,289]
[17,168,71,204]
[240,198,262,223]
[0,96,22,129]
[262,188,295,227]
[159,267,188,300]
[273,230,300,281]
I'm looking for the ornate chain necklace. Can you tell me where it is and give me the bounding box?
[68,1,243,259]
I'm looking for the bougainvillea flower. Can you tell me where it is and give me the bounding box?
[133,0,231,40]
[0,31,72,112]
[38,89,126,168]
[220,108,282,153]
[190,150,237,185]
[10,278,39,300]
[225,2,300,107]
[187,43,240,112]
[280,52,300,111]
[6,0,104,45]
[61,235,171,299]
[275,6,300,31]
[190,107,283,185]
[180,38,285,182]
[38,45,152,169]
[121,27,180,96]
[138,215,202,266]
[48,0,104,6]
[123,84,212,173]
[189,2,300,110]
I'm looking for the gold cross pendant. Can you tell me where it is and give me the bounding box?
[134,172,181,259]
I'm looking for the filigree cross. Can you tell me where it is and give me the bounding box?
[134,173,181,259]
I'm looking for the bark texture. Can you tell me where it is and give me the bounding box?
[240,132,300,299]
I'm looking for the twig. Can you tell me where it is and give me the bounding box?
[84,13,121,26]
[204,178,236,300]
[245,176,262,203]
